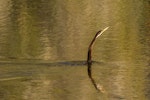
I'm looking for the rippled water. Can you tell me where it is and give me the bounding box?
[0,0,150,100]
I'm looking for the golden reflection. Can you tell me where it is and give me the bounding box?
[0,0,149,100]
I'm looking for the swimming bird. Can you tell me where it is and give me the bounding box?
[87,27,109,64]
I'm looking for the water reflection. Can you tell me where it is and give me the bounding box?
[0,0,150,100]
[87,62,105,93]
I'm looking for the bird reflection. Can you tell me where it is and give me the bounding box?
[87,61,105,93]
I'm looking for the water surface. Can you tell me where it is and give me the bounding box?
[0,0,149,100]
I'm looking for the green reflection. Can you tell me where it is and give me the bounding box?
[0,0,149,100]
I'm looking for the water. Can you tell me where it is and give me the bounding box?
[0,0,149,100]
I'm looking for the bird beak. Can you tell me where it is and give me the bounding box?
[96,27,109,38]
